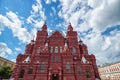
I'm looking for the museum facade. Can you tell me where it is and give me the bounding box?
[11,23,100,80]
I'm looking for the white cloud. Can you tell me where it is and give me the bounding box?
[0,22,4,35]
[87,0,120,32]
[51,7,56,15]
[27,0,46,29]
[83,30,120,64]
[59,0,120,32]
[0,0,46,43]
[45,0,51,4]
[26,0,47,37]
[59,0,89,31]
[11,59,16,62]
[59,0,120,65]
[0,42,12,57]
[52,0,56,3]
[15,47,21,51]
[45,0,57,4]
[88,0,103,8]
[0,11,32,43]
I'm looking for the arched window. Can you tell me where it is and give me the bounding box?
[55,47,58,53]
[50,47,53,53]
[28,67,33,74]
[72,47,76,54]
[19,69,25,78]
[40,62,45,72]
[66,62,70,72]
[77,66,82,75]
[86,70,91,78]
[37,47,40,53]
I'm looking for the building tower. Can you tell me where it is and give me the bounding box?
[11,23,100,80]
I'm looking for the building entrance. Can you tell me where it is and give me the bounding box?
[52,74,58,80]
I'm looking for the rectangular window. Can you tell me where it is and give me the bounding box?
[55,47,58,53]
[50,47,53,53]
[40,62,45,72]
[73,47,76,54]
[37,47,40,53]
[52,56,59,62]
[28,67,33,74]
[66,62,70,72]
[60,47,62,53]
[77,66,82,75]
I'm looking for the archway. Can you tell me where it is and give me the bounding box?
[52,74,58,80]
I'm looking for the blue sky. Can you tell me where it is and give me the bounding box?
[0,0,120,65]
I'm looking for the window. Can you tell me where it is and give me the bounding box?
[37,47,40,53]
[66,62,70,72]
[86,70,91,78]
[60,47,62,53]
[72,47,76,54]
[28,67,33,74]
[0,62,3,66]
[50,47,53,53]
[52,56,59,62]
[19,69,25,78]
[77,66,82,75]
[55,47,58,53]
[40,62,45,72]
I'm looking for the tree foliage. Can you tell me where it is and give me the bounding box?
[0,66,13,79]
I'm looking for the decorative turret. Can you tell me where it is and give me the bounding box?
[66,22,78,49]
[79,39,88,55]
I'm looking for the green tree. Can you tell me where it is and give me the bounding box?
[0,66,13,79]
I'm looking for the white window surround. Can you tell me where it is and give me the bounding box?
[37,47,40,53]
[55,47,58,53]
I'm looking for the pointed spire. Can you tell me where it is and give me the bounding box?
[68,22,73,31]
[42,22,47,31]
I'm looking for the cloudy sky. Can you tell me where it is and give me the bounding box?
[0,0,120,65]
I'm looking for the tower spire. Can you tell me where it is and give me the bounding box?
[67,22,73,31]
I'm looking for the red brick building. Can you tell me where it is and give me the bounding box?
[11,23,100,80]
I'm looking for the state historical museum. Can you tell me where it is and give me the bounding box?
[11,23,100,80]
